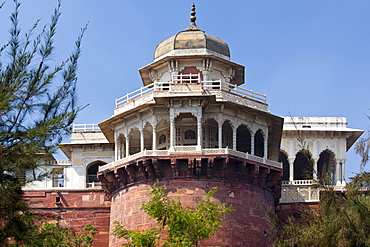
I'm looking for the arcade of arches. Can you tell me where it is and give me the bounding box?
[279,149,344,185]
[116,116,267,160]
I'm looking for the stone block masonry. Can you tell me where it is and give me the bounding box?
[23,190,111,247]
[110,179,276,247]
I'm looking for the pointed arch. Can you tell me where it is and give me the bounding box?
[203,118,218,148]
[128,127,140,155]
[156,119,170,150]
[236,124,251,153]
[294,149,313,180]
[222,120,233,149]
[254,129,264,157]
[143,122,153,150]
[279,150,290,181]
[175,113,197,146]
[86,161,107,186]
[317,149,336,183]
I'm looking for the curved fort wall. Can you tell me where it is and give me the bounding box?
[109,179,276,247]
[103,155,281,247]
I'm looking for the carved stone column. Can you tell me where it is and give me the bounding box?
[264,130,268,158]
[169,108,175,151]
[232,126,236,150]
[288,158,295,181]
[341,160,346,185]
[197,115,202,151]
[114,133,119,160]
[218,114,223,149]
[335,160,340,185]
[335,160,346,186]
[140,126,144,152]
[152,125,157,151]
[202,58,212,82]
[251,130,255,155]
[125,129,130,157]
[312,158,318,180]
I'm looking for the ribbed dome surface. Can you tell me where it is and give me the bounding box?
[154,30,230,60]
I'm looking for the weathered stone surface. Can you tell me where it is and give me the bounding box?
[110,179,276,247]
[24,190,111,247]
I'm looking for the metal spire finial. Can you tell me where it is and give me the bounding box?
[190,4,196,23]
[185,3,201,31]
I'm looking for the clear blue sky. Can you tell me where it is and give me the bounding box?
[1,1,369,180]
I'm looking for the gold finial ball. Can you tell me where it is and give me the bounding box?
[190,4,196,23]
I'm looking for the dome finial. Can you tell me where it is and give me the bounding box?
[190,3,196,23]
[185,3,201,31]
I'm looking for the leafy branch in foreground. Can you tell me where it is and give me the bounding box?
[8,223,97,247]
[355,114,370,170]
[113,184,233,247]
[0,0,87,245]
[269,172,370,247]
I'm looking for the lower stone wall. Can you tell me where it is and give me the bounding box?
[276,202,320,221]
[110,179,276,247]
[23,190,111,247]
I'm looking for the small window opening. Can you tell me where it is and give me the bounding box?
[52,168,64,187]
[184,129,196,140]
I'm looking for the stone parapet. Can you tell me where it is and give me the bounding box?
[98,153,283,203]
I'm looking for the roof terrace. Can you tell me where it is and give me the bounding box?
[114,73,268,115]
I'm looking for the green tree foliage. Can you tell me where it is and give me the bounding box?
[0,0,89,245]
[355,114,370,170]
[270,116,370,246]
[270,173,370,247]
[9,223,97,247]
[113,184,233,247]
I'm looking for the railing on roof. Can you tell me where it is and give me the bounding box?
[172,73,201,84]
[115,73,266,108]
[280,185,320,203]
[48,160,71,165]
[208,80,266,103]
[116,84,155,108]
[72,123,101,132]
[282,180,316,185]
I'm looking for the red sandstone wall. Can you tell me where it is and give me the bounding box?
[276,202,320,221]
[110,179,276,247]
[23,190,111,247]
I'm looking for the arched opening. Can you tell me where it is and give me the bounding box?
[254,129,264,157]
[117,133,126,159]
[86,161,106,188]
[203,118,218,148]
[294,150,313,180]
[128,127,140,155]
[156,119,170,150]
[317,150,336,184]
[222,120,233,149]
[175,113,197,146]
[143,122,153,150]
[178,66,202,83]
[236,125,251,153]
[279,151,290,181]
